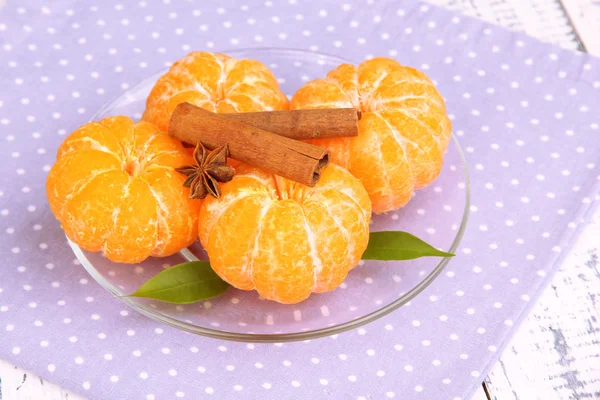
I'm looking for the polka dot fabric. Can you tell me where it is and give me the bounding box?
[1,1,599,400]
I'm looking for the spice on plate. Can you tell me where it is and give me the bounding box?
[220,108,360,139]
[175,142,235,199]
[169,102,330,187]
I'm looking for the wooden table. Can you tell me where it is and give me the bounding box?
[428,2,600,399]
[1,1,599,399]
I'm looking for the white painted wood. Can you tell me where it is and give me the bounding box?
[0,359,84,400]
[1,1,599,400]
[483,211,600,400]
[471,385,490,400]
[429,0,600,55]
[561,0,600,55]
[424,3,600,400]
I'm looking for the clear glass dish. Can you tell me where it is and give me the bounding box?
[70,48,470,343]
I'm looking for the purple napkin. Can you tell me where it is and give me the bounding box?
[1,1,599,399]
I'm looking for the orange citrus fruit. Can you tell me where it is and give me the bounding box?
[46,116,201,264]
[198,163,371,304]
[142,51,289,131]
[291,57,452,213]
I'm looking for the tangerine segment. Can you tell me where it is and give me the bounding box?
[143,52,289,131]
[352,111,420,210]
[314,156,373,222]
[47,116,200,264]
[290,79,353,110]
[47,149,122,219]
[61,170,129,252]
[206,195,273,291]
[251,200,315,304]
[374,68,445,112]
[307,188,370,270]
[382,110,443,189]
[56,122,124,160]
[223,59,279,91]
[223,81,288,113]
[100,116,135,153]
[358,57,402,99]
[179,52,228,96]
[291,57,452,213]
[141,167,201,257]
[103,178,158,264]
[198,164,371,304]
[302,201,349,293]
[198,174,276,246]
[325,64,360,107]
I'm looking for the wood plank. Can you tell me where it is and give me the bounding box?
[427,0,583,50]
[1,2,599,400]
[472,384,491,400]
[425,2,600,399]
[483,214,600,400]
[560,0,600,55]
[0,359,84,400]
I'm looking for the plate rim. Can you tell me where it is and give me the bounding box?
[72,46,470,343]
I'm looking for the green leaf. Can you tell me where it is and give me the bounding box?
[128,261,229,304]
[361,231,455,261]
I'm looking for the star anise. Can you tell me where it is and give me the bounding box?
[175,142,235,200]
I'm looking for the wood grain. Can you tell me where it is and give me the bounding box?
[2,1,600,400]
[483,219,600,400]
[0,359,84,400]
[560,0,600,55]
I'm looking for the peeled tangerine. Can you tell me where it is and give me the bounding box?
[143,51,289,131]
[199,163,372,304]
[46,116,201,264]
[292,57,452,214]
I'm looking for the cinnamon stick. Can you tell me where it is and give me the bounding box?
[169,103,329,186]
[221,108,360,139]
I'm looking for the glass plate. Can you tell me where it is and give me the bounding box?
[70,48,470,343]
